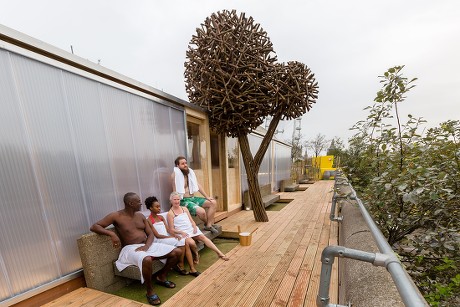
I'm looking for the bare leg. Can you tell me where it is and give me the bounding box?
[195,207,208,225]
[156,247,181,281]
[202,199,217,228]
[197,234,229,260]
[177,246,186,270]
[142,256,155,295]
[185,238,198,272]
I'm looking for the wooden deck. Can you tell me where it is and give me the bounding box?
[163,180,338,307]
[42,180,338,307]
[42,287,151,306]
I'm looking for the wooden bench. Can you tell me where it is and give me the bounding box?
[243,184,280,209]
[77,213,221,293]
[280,179,300,192]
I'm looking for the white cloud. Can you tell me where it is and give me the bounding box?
[1,0,459,144]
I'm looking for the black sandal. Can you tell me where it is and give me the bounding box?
[173,264,189,275]
[189,271,201,277]
[156,279,176,288]
[146,293,161,305]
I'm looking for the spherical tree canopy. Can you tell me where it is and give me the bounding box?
[185,9,277,137]
[269,61,319,120]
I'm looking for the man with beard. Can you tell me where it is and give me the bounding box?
[171,156,218,234]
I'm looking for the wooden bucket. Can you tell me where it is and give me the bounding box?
[238,225,256,246]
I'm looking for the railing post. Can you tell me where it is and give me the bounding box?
[321,173,429,307]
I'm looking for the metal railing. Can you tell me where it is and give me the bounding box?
[317,172,428,307]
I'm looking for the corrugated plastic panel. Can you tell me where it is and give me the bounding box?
[61,71,117,221]
[0,46,187,303]
[240,133,272,194]
[152,105,186,211]
[274,142,292,190]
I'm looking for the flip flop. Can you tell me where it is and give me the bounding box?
[156,279,176,288]
[146,293,161,305]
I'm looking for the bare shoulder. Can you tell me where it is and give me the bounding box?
[105,210,122,222]
[134,211,146,220]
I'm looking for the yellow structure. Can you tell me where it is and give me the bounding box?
[312,155,336,180]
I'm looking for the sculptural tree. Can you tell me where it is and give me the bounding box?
[185,10,318,221]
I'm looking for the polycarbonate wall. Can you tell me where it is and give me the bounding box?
[240,133,276,194]
[0,48,186,302]
[273,142,292,190]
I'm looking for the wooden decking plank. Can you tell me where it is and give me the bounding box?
[303,203,333,307]
[41,288,150,307]
[328,203,340,304]
[42,288,92,306]
[286,244,318,307]
[236,188,328,307]
[183,190,317,307]
[180,208,304,307]
[286,185,332,307]
[162,210,297,306]
[43,181,338,307]
[269,195,328,306]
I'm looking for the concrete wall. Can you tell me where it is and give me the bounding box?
[337,183,404,307]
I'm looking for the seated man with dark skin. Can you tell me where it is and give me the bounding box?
[90,192,181,306]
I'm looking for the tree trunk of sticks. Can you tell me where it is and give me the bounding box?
[238,134,268,222]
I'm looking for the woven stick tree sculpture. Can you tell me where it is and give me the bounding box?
[185,10,318,222]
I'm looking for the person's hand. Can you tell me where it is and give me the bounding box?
[135,245,148,252]
[111,235,121,249]
[193,225,197,234]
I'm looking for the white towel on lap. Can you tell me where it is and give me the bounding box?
[153,221,185,247]
[173,212,203,238]
[174,167,199,195]
[115,243,175,283]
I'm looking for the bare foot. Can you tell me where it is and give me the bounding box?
[193,251,200,264]
[219,254,229,261]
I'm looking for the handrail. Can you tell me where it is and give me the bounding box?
[317,171,428,307]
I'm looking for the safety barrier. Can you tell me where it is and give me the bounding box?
[317,171,428,307]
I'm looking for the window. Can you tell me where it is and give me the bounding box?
[187,122,201,169]
[210,133,220,168]
[227,137,239,168]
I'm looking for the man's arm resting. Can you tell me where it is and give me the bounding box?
[135,218,155,252]
[90,213,120,247]
[198,183,213,200]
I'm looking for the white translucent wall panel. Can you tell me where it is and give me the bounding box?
[61,72,117,221]
[0,51,63,300]
[129,96,186,211]
[99,85,139,209]
[10,53,89,276]
[152,106,187,211]
[274,142,292,189]
[240,134,271,194]
[0,46,187,303]
[130,95,159,209]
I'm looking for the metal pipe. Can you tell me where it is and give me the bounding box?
[348,185,427,306]
[322,174,428,306]
[317,246,391,307]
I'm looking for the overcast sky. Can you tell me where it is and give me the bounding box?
[1,1,459,148]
